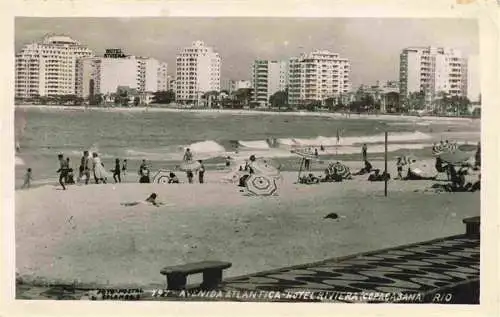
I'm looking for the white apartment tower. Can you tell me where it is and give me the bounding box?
[15,35,94,98]
[175,41,221,104]
[399,47,468,103]
[76,49,168,98]
[287,50,350,107]
[252,60,288,106]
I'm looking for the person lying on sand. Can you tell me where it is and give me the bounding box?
[299,173,320,185]
[121,193,164,207]
[368,169,390,182]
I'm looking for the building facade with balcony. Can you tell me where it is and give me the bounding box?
[399,46,468,108]
[15,35,94,98]
[287,50,350,107]
[76,48,168,99]
[175,41,221,104]
[251,60,288,106]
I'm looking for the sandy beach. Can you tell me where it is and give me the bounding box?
[16,159,480,288]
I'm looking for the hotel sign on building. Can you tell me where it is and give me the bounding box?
[103,48,127,58]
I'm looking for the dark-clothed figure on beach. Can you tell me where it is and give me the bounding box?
[396,157,404,180]
[186,170,194,184]
[183,148,193,162]
[198,160,205,184]
[362,143,368,161]
[225,156,231,167]
[304,158,311,171]
[57,154,68,190]
[112,158,121,183]
[168,172,179,184]
[22,168,33,189]
[314,148,319,157]
[79,151,91,184]
[475,142,481,169]
[65,158,75,184]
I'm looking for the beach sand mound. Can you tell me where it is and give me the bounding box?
[16,171,479,288]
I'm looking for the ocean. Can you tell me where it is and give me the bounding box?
[14,107,480,187]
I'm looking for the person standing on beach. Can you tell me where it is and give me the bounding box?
[183,148,193,162]
[304,158,311,171]
[362,144,368,161]
[186,170,194,184]
[122,159,128,177]
[225,156,231,168]
[138,159,151,183]
[396,157,404,180]
[56,153,68,190]
[112,158,121,183]
[92,152,107,184]
[198,160,205,183]
[22,168,33,189]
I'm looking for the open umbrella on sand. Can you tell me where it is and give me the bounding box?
[437,150,475,165]
[432,142,458,155]
[245,174,277,196]
[179,160,201,172]
[249,158,281,177]
[152,169,171,184]
[329,162,352,179]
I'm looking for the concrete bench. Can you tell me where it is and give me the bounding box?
[463,216,480,236]
[160,261,232,290]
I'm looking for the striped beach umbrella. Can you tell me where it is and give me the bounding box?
[179,160,201,172]
[152,169,171,184]
[245,174,277,196]
[249,158,280,177]
[330,162,352,179]
[432,142,458,155]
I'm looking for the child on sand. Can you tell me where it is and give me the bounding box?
[22,168,33,189]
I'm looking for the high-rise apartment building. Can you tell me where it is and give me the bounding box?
[399,47,468,104]
[15,35,94,98]
[287,50,350,107]
[175,41,221,104]
[76,48,168,98]
[251,60,288,106]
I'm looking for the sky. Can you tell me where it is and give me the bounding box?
[15,17,480,97]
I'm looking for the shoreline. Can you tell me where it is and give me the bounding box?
[16,104,480,123]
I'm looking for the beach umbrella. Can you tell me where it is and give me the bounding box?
[437,150,474,165]
[152,169,171,184]
[330,162,352,179]
[179,160,201,172]
[249,158,280,177]
[245,174,277,196]
[432,142,458,155]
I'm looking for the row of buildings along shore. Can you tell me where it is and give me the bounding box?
[15,34,475,110]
